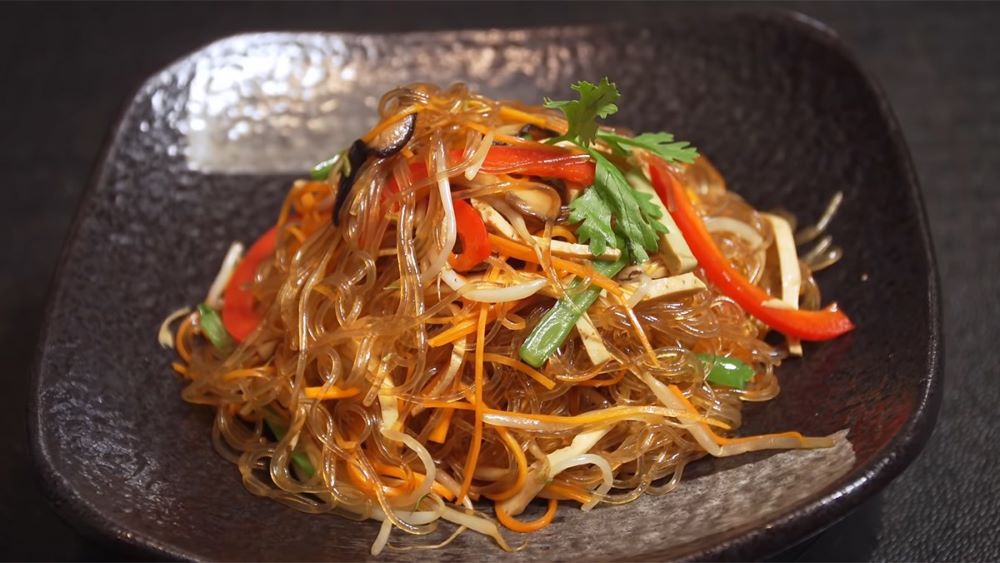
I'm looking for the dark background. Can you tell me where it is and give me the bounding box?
[2,2,996,561]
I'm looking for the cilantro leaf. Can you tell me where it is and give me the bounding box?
[598,131,699,164]
[543,78,620,146]
[633,189,669,232]
[568,187,616,257]
[587,149,664,263]
[545,77,690,264]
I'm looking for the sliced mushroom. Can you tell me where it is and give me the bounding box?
[505,185,561,221]
[333,139,368,225]
[368,112,417,157]
[517,123,559,141]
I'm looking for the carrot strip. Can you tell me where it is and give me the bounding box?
[428,299,531,348]
[361,104,425,143]
[220,367,275,381]
[463,121,534,146]
[498,106,552,129]
[171,361,188,377]
[408,399,475,411]
[483,428,528,502]
[543,225,578,243]
[175,316,194,362]
[482,353,556,390]
[428,408,455,444]
[482,405,730,430]
[345,459,411,498]
[487,234,622,298]
[495,498,558,533]
[369,461,456,501]
[458,300,489,502]
[303,386,360,400]
[541,481,593,504]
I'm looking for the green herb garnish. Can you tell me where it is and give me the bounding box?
[697,354,756,389]
[309,150,345,181]
[197,304,234,351]
[519,78,700,366]
[544,78,696,264]
[263,410,317,477]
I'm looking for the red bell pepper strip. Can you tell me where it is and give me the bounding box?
[647,159,854,341]
[448,198,491,271]
[386,146,595,193]
[222,225,278,342]
[477,146,595,186]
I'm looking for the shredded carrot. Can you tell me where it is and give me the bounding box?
[345,459,412,498]
[428,299,530,347]
[482,353,556,390]
[495,498,559,533]
[574,369,626,387]
[171,361,188,377]
[277,185,299,227]
[428,408,455,444]
[623,304,658,365]
[462,121,533,147]
[541,481,593,504]
[303,386,360,400]
[409,399,475,411]
[369,461,456,500]
[494,233,638,375]
[488,234,623,298]
[175,316,194,362]
[458,299,489,502]
[483,428,528,501]
[361,104,426,143]
[221,367,274,381]
[498,106,552,129]
[542,225,578,244]
[483,405,731,430]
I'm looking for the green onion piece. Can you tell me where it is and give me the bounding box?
[697,354,755,389]
[309,153,342,181]
[197,304,234,351]
[518,257,626,368]
[263,410,317,477]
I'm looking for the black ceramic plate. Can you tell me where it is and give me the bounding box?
[31,11,941,561]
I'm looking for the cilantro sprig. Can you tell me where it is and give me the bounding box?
[543,77,620,146]
[599,131,699,165]
[520,78,699,367]
[544,78,698,264]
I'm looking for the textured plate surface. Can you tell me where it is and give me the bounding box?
[31,11,941,561]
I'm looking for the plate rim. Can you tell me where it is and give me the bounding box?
[29,9,943,561]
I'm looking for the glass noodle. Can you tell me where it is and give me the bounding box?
[168,82,842,554]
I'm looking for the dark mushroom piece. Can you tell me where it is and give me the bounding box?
[517,123,559,142]
[368,113,417,158]
[333,139,369,226]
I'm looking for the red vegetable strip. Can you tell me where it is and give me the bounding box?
[386,146,594,193]
[222,225,278,342]
[647,159,854,341]
[478,146,594,185]
[448,198,491,271]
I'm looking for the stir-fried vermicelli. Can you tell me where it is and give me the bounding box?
[162,79,853,553]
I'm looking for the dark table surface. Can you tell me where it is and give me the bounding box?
[2,2,997,561]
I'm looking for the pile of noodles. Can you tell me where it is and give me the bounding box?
[166,82,843,553]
